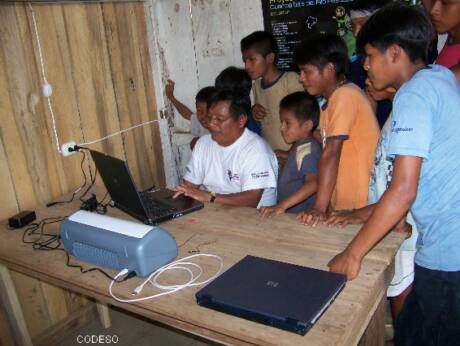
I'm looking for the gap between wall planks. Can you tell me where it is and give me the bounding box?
[0,0,164,340]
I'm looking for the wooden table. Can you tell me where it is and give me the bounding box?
[0,191,405,345]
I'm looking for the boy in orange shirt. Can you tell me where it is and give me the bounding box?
[294,33,379,225]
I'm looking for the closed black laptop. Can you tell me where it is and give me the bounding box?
[90,150,203,225]
[196,255,346,335]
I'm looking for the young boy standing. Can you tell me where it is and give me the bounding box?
[293,33,379,225]
[241,31,303,159]
[327,3,460,344]
[259,92,321,217]
[165,80,215,149]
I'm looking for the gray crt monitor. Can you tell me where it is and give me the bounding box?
[196,255,346,335]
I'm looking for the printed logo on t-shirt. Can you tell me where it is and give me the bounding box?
[226,169,240,182]
[251,171,270,179]
[391,120,413,134]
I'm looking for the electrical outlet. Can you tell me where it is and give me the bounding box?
[61,141,77,157]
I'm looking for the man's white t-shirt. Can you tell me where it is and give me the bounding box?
[190,113,209,137]
[184,129,278,208]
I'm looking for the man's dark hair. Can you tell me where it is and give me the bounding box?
[240,31,278,62]
[215,66,251,96]
[293,33,349,76]
[195,86,216,103]
[207,88,251,121]
[356,2,434,64]
[280,92,319,128]
[351,0,392,12]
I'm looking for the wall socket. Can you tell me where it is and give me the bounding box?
[61,141,77,157]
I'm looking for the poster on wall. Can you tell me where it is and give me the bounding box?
[262,0,422,71]
[262,0,357,71]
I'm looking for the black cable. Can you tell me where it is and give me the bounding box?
[59,249,132,282]
[22,216,133,282]
[46,151,87,207]
[22,217,64,249]
[79,151,97,203]
[95,191,110,214]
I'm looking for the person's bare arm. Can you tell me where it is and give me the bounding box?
[212,189,263,208]
[324,204,375,226]
[173,181,263,208]
[328,156,422,280]
[165,80,193,120]
[297,139,343,225]
[260,173,317,217]
[252,104,268,120]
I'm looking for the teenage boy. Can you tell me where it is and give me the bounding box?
[422,0,460,69]
[259,92,321,217]
[348,0,393,128]
[293,33,379,225]
[173,88,278,208]
[165,80,215,149]
[325,78,417,329]
[241,31,303,159]
[327,3,460,344]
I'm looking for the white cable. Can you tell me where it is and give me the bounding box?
[109,253,223,303]
[28,3,62,153]
[77,119,159,147]
[29,2,159,152]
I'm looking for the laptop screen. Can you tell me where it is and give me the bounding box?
[90,150,148,223]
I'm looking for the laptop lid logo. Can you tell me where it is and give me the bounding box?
[266,281,279,288]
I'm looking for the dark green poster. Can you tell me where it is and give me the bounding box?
[262,0,356,70]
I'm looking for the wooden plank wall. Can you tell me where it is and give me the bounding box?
[148,0,263,178]
[0,1,164,342]
[150,0,263,130]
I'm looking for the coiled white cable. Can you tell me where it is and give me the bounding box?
[109,253,223,303]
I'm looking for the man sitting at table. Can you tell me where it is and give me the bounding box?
[173,88,278,208]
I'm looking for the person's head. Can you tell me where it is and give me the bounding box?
[364,78,396,102]
[241,31,278,80]
[293,33,349,97]
[357,2,433,90]
[207,88,250,146]
[279,92,319,144]
[422,0,460,35]
[215,66,252,96]
[195,86,216,128]
[350,0,393,36]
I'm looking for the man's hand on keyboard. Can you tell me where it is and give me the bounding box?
[172,182,211,203]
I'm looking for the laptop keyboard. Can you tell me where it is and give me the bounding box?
[141,196,176,218]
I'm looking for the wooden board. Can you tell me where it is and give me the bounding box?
[0,189,405,345]
[0,1,165,340]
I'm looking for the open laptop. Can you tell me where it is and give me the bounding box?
[90,150,204,225]
[196,255,346,335]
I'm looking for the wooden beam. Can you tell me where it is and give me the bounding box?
[0,264,33,346]
[33,303,98,346]
[96,302,111,329]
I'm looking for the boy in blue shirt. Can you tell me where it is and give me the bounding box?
[259,92,321,217]
[327,3,460,344]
